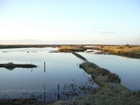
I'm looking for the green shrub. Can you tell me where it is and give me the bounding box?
[133,90,140,97]
[92,68,110,78]
[4,62,16,70]
[107,73,121,83]
[98,68,110,76]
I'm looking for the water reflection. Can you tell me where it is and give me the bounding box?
[0,47,139,104]
[0,47,98,103]
[5,66,15,70]
[78,52,140,90]
[0,79,99,104]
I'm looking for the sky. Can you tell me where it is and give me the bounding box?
[0,0,140,44]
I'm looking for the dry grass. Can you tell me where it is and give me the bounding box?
[58,45,86,52]
[94,45,140,58]
[99,45,140,54]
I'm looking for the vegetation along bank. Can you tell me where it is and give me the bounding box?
[89,45,140,58]
[50,52,140,105]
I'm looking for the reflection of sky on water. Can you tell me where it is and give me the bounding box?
[79,52,140,91]
[0,48,97,100]
[0,47,139,101]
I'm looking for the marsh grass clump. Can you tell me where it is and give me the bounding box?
[91,68,111,86]
[107,73,121,83]
[0,62,37,70]
[96,68,110,76]
[80,61,121,85]
[58,45,86,52]
[94,75,108,86]
[52,83,140,105]
[98,45,140,58]
[118,46,124,49]
[92,71,121,86]
[80,61,100,70]
[101,45,104,48]
[133,90,140,98]
[4,62,16,70]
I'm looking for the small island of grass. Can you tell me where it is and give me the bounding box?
[58,45,86,52]
[0,62,37,70]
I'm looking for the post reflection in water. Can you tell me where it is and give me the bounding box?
[44,62,46,73]
[58,84,60,100]
[44,84,46,103]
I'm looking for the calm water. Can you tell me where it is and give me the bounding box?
[0,48,139,102]
[0,48,97,102]
[79,51,140,91]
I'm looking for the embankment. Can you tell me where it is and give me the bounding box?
[79,61,121,86]
[72,52,87,61]
[51,52,140,105]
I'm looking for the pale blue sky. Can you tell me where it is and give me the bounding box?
[0,0,140,44]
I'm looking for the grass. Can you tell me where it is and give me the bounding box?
[1,83,139,105]
[107,73,121,83]
[78,60,140,105]
[0,44,139,105]
[50,83,140,105]
[58,45,86,52]
[92,68,110,76]
[79,61,121,86]
[50,60,140,105]
[94,45,140,58]
[133,90,140,97]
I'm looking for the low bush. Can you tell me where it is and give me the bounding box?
[107,73,121,83]
[4,62,16,70]
[133,90,140,97]
[91,68,110,79]
[97,68,110,76]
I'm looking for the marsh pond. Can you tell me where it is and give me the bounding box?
[0,47,139,102]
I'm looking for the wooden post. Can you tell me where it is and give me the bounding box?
[58,84,60,100]
[44,62,46,72]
